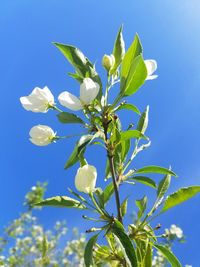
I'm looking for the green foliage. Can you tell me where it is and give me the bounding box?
[84,234,98,267]
[154,245,182,267]
[57,112,84,124]
[162,186,200,212]
[35,196,86,209]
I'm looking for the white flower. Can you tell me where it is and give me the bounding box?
[145,59,158,80]
[58,78,100,111]
[75,164,97,193]
[170,224,183,239]
[102,54,115,71]
[20,86,55,113]
[29,125,56,146]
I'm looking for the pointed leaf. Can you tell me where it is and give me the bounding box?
[137,106,149,135]
[121,198,128,217]
[122,55,147,96]
[64,135,93,169]
[162,186,200,212]
[134,166,177,177]
[135,196,147,219]
[154,245,182,267]
[121,34,143,81]
[121,130,148,141]
[34,196,86,209]
[84,234,98,267]
[115,103,141,115]
[103,183,114,204]
[110,26,125,75]
[112,220,138,267]
[57,112,84,124]
[157,173,171,200]
[129,176,156,189]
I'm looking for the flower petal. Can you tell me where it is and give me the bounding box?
[80,78,100,105]
[58,91,82,111]
[145,60,157,76]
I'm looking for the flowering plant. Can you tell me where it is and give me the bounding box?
[20,26,199,266]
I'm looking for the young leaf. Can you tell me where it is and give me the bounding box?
[53,43,102,98]
[129,176,157,189]
[134,166,177,177]
[144,243,152,267]
[121,130,148,141]
[84,234,98,267]
[103,183,114,204]
[115,103,141,115]
[57,112,84,124]
[162,186,200,212]
[122,55,147,96]
[137,106,149,135]
[110,26,125,75]
[34,196,86,209]
[121,139,131,162]
[112,220,138,267]
[64,134,93,169]
[121,198,128,217]
[121,34,143,82]
[154,245,182,267]
[135,196,147,219]
[157,173,171,200]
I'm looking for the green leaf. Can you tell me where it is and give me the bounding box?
[121,139,131,162]
[57,112,84,124]
[154,245,182,267]
[115,103,141,115]
[162,186,200,212]
[121,198,128,217]
[137,106,149,135]
[129,176,156,189]
[34,196,86,209]
[53,42,102,99]
[122,55,147,96]
[64,134,93,169]
[110,26,125,75]
[68,72,83,83]
[84,234,98,267]
[112,220,138,267]
[134,166,177,177]
[144,243,152,267]
[103,183,114,204]
[121,34,143,82]
[135,196,147,219]
[157,172,171,200]
[121,130,148,141]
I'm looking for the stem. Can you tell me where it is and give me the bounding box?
[108,155,123,224]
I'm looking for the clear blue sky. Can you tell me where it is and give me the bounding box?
[1,0,200,265]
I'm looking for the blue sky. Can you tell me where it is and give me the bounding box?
[1,0,200,265]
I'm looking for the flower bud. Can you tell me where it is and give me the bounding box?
[102,54,115,72]
[29,125,56,146]
[75,164,97,194]
[20,86,55,113]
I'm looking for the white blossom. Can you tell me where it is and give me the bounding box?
[75,164,97,193]
[102,54,115,71]
[58,78,100,111]
[145,59,158,80]
[20,86,55,113]
[29,125,56,146]
[170,224,183,239]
